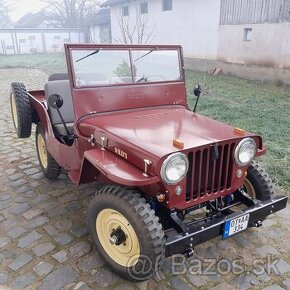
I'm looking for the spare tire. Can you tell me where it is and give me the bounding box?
[10,82,32,138]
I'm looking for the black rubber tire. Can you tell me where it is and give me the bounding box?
[35,124,61,179]
[10,82,32,138]
[87,185,165,282]
[245,160,274,201]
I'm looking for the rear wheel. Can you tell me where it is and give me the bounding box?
[36,124,61,179]
[10,82,32,138]
[87,185,165,281]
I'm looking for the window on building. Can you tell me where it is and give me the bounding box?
[140,2,148,14]
[163,0,172,11]
[122,6,129,16]
[244,28,252,41]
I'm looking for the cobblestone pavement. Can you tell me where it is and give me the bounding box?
[0,68,290,290]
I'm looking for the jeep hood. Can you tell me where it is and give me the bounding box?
[78,106,256,162]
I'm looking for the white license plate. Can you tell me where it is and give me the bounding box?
[223,214,250,239]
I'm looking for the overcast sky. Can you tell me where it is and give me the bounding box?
[6,0,106,22]
[7,0,48,22]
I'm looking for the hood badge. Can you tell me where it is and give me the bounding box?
[173,138,184,149]
[101,136,108,150]
[115,147,128,159]
[143,159,152,177]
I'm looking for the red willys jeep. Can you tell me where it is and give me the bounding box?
[10,44,287,281]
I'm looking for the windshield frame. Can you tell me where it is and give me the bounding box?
[68,44,185,89]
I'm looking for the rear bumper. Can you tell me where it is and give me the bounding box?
[165,195,288,257]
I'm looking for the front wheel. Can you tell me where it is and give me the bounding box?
[87,185,165,281]
[243,160,274,201]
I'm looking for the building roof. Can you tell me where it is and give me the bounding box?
[14,10,60,28]
[101,0,130,7]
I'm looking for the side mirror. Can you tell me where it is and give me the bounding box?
[48,94,63,109]
[193,84,202,97]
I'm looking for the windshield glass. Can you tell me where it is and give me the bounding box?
[71,49,132,87]
[132,50,181,83]
[71,48,182,88]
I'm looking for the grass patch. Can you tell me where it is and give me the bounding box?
[0,53,66,75]
[186,70,290,193]
[0,53,289,193]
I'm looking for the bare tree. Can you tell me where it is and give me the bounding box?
[40,0,102,28]
[114,0,156,44]
[0,0,12,28]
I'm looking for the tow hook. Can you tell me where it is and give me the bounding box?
[253,220,262,227]
[183,248,195,258]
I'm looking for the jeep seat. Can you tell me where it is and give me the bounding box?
[48,73,68,82]
[44,80,74,136]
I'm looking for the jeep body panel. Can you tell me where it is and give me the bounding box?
[28,43,267,210]
[28,85,266,210]
[76,105,266,209]
[82,149,160,186]
[29,90,81,171]
[27,89,161,188]
[78,105,263,158]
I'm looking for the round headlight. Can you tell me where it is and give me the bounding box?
[160,153,189,185]
[234,138,257,166]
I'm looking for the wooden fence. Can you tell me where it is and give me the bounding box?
[220,0,290,25]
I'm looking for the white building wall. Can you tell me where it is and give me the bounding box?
[110,0,221,59]
[89,26,101,43]
[217,22,290,69]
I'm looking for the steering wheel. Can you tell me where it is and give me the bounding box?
[136,75,147,83]
[146,75,166,82]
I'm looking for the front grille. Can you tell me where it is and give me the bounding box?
[186,142,236,201]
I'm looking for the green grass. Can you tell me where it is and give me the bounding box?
[186,70,290,194]
[0,53,289,193]
[0,53,66,75]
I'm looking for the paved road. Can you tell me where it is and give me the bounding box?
[0,68,289,290]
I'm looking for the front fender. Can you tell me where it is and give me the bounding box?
[79,149,160,186]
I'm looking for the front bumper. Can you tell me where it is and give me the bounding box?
[165,195,288,257]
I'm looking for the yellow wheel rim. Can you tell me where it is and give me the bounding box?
[11,93,18,129]
[243,178,256,199]
[96,208,140,267]
[232,178,257,211]
[37,133,48,169]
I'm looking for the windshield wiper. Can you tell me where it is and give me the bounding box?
[134,48,156,62]
[76,49,100,62]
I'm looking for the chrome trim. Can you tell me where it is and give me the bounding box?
[234,138,257,166]
[160,153,189,185]
[143,159,152,177]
